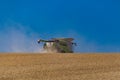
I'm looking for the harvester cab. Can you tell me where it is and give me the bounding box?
[37,38,76,53]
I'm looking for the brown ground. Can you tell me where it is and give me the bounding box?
[0,53,120,80]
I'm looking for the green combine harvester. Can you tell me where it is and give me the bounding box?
[37,38,76,53]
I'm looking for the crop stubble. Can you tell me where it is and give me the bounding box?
[0,53,120,80]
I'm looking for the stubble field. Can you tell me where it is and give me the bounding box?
[0,53,120,80]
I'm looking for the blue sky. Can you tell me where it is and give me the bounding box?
[0,0,120,52]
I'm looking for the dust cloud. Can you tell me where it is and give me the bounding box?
[0,22,42,53]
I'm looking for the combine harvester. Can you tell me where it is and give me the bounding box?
[37,38,76,53]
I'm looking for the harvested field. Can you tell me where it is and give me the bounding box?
[0,53,120,80]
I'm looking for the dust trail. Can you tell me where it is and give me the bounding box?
[0,22,42,53]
